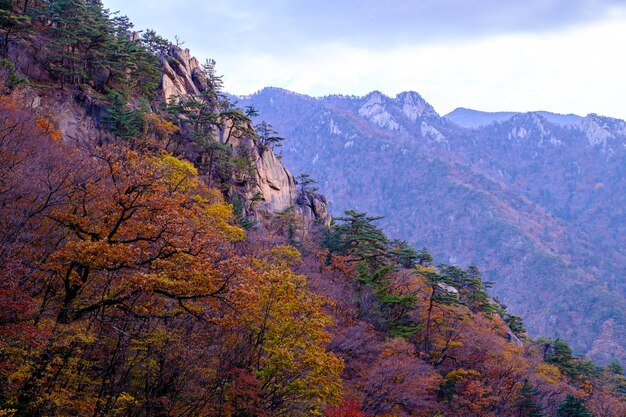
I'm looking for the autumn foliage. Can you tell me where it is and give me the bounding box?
[0,97,342,416]
[1,2,625,416]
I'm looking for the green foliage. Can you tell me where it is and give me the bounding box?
[544,338,602,380]
[328,210,389,271]
[556,395,594,417]
[436,264,495,313]
[416,246,433,266]
[355,262,420,337]
[229,193,256,230]
[494,297,527,335]
[1,58,28,87]
[296,172,319,194]
[0,0,31,57]
[103,90,144,141]
[390,239,419,268]
[255,120,284,151]
[244,104,259,117]
[271,206,299,244]
[607,360,623,375]
[26,0,161,95]
[141,28,170,55]
[43,0,107,84]
[504,313,526,334]
[516,380,545,417]
[108,14,161,96]
[545,338,574,366]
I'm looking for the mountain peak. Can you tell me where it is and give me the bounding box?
[395,90,439,120]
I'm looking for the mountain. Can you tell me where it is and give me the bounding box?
[445,107,584,128]
[236,87,626,364]
[2,2,625,415]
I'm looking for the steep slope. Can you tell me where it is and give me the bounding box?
[237,87,626,363]
[158,48,329,228]
[2,35,328,232]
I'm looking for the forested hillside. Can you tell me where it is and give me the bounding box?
[236,88,626,366]
[0,1,624,416]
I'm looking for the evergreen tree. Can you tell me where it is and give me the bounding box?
[463,265,494,314]
[44,0,109,85]
[141,28,170,55]
[103,90,144,142]
[516,380,545,417]
[416,246,433,266]
[255,120,284,151]
[296,173,319,194]
[390,239,419,269]
[546,338,574,368]
[0,0,31,57]
[607,360,623,375]
[330,210,389,270]
[556,395,593,417]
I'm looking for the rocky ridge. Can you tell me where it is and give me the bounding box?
[159,48,330,230]
[4,40,329,232]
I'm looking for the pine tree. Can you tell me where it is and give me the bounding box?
[103,90,144,142]
[556,395,593,417]
[330,210,389,270]
[0,0,31,57]
[390,239,419,268]
[546,338,574,367]
[255,120,284,151]
[296,172,319,194]
[516,380,545,417]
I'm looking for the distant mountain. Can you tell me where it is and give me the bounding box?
[236,87,626,364]
[445,107,584,128]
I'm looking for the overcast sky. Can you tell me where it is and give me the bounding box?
[103,0,626,119]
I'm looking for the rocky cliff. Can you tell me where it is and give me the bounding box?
[159,47,329,229]
[3,40,329,231]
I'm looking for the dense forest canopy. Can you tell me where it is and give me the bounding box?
[0,1,624,416]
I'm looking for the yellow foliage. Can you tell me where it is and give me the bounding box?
[145,112,180,138]
[581,379,593,396]
[535,362,562,385]
[446,368,481,382]
[154,152,199,192]
[265,245,302,267]
[237,257,343,415]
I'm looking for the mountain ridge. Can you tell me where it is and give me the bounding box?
[236,86,626,364]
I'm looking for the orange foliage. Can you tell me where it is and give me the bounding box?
[35,117,62,141]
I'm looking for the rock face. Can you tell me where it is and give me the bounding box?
[236,87,626,365]
[161,48,330,228]
[3,42,109,144]
[161,47,203,101]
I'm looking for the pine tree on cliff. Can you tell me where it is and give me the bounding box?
[1,0,30,57]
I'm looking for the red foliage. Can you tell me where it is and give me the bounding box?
[325,397,367,417]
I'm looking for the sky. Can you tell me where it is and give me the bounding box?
[102,0,626,119]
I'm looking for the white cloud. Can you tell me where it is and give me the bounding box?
[216,14,626,119]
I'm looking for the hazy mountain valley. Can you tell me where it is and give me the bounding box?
[236,88,626,364]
